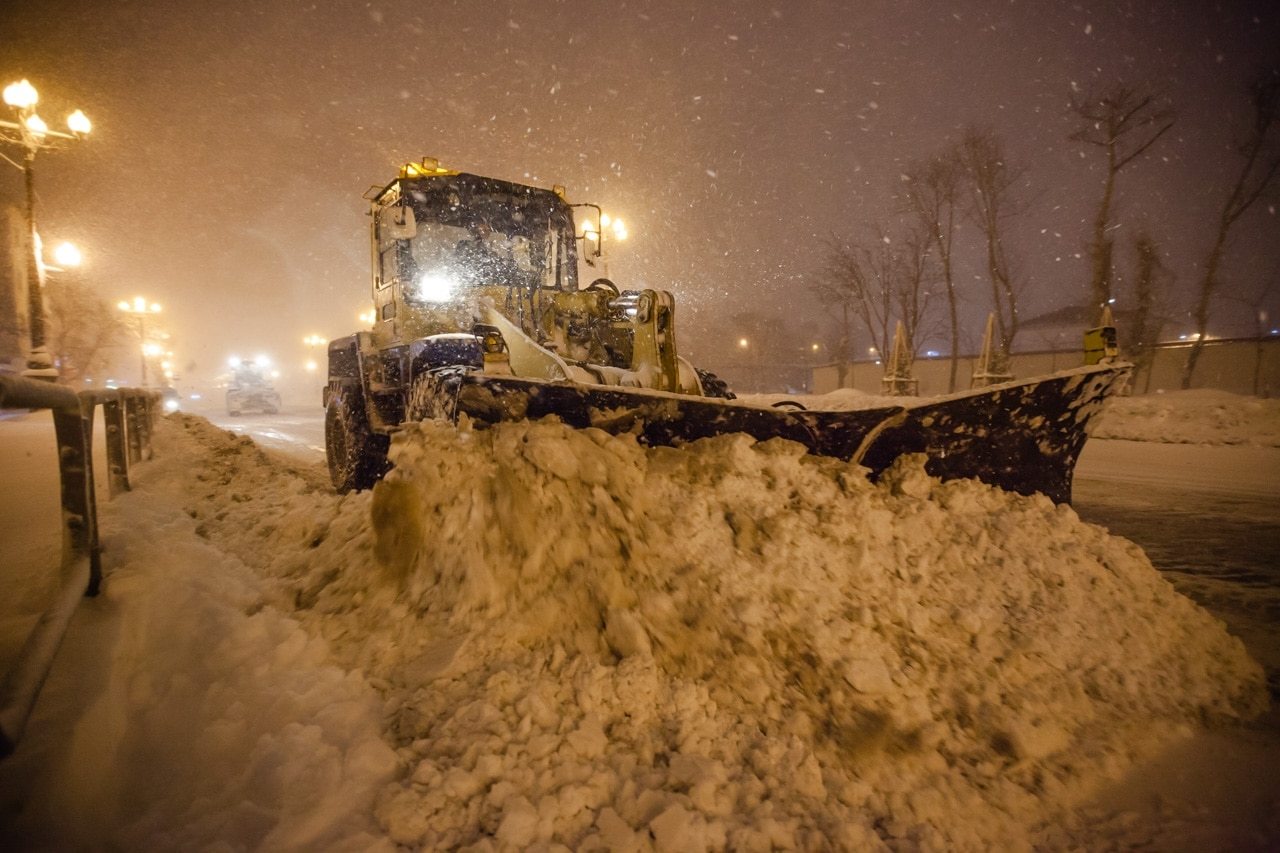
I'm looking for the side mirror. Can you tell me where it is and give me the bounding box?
[382,205,417,241]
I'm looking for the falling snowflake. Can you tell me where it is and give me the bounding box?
[1085,23,1092,35]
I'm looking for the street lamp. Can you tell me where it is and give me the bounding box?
[117,297,162,386]
[303,333,326,372]
[2,79,91,378]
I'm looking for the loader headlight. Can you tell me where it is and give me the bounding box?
[481,329,506,354]
[415,272,458,303]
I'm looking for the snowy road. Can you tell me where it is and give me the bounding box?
[196,402,327,463]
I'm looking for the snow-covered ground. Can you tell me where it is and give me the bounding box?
[0,390,1277,849]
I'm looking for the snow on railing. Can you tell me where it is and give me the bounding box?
[0,375,159,758]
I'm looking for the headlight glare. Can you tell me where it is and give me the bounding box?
[417,273,457,303]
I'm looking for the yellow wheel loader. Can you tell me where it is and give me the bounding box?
[324,159,1129,502]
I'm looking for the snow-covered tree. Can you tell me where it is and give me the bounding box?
[44,275,126,384]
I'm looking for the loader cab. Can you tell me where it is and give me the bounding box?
[369,169,579,339]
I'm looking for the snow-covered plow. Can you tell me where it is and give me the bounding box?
[325,158,1130,502]
[410,361,1131,504]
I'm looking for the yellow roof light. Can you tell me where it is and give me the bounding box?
[400,157,455,178]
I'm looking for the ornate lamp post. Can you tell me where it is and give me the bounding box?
[117,297,162,386]
[1,79,91,378]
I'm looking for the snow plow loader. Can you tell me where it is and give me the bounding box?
[226,360,282,416]
[324,159,1130,502]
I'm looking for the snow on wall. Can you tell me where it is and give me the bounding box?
[11,414,1266,850]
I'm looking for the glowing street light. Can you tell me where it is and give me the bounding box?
[51,241,82,268]
[738,337,749,349]
[303,333,326,373]
[2,78,91,378]
[117,297,163,386]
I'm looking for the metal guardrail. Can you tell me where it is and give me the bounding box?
[0,374,159,758]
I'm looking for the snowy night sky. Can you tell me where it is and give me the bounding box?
[2,0,1277,379]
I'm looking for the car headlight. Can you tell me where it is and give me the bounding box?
[416,272,457,303]
[163,398,180,412]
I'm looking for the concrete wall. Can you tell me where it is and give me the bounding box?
[811,337,1280,398]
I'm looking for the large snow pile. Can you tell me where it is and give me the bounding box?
[5,409,1269,845]
[4,413,1267,849]
[1090,389,1280,447]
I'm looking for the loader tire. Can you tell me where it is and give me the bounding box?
[695,368,736,400]
[325,386,389,493]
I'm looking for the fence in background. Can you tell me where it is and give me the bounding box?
[0,375,159,758]
[810,337,1280,398]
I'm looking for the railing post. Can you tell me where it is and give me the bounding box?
[51,397,101,596]
[137,392,154,460]
[125,395,142,465]
[102,390,130,496]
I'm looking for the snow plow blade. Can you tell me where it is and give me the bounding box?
[417,368,905,462]
[860,363,1132,503]
[417,362,1131,504]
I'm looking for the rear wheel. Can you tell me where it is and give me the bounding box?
[325,386,389,493]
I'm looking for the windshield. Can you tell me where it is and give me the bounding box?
[382,176,578,300]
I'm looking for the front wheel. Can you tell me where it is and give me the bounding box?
[325,386,389,493]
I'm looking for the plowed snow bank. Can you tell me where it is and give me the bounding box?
[360,418,1264,849]
[1091,389,1280,446]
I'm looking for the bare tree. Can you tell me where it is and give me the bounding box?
[1218,271,1277,397]
[815,231,892,360]
[1070,84,1176,313]
[44,275,126,384]
[902,152,962,390]
[893,224,936,359]
[957,128,1024,366]
[810,236,859,387]
[814,224,936,376]
[1182,70,1280,389]
[1126,231,1173,392]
